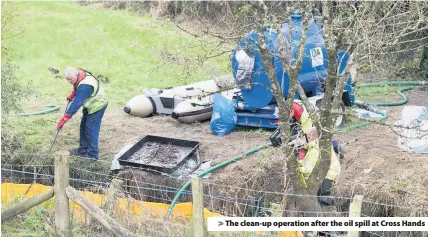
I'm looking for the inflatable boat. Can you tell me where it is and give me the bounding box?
[171,88,239,123]
[124,75,237,120]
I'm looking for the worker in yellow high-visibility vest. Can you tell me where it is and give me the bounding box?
[57,67,108,160]
[290,126,341,205]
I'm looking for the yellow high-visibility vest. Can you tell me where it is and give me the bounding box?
[299,108,313,134]
[297,140,341,181]
[78,75,108,114]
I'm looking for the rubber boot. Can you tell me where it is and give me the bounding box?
[317,179,335,206]
[70,148,87,156]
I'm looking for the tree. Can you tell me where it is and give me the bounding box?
[1,61,31,115]
[1,2,24,41]
[1,2,33,163]
[1,2,30,115]
[163,0,428,216]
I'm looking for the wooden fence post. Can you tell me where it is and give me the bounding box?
[191,177,205,237]
[270,203,283,237]
[348,195,363,237]
[54,153,70,237]
[270,203,283,217]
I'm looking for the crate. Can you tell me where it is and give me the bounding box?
[117,135,200,174]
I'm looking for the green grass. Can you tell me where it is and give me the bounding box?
[1,196,54,236]
[355,85,401,103]
[1,198,100,237]
[341,85,410,129]
[2,1,230,107]
[1,1,230,151]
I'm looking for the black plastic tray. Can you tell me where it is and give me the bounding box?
[117,135,200,173]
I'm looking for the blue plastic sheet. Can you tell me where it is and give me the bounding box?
[210,94,237,136]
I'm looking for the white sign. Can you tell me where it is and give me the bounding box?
[310,47,324,68]
[207,217,428,232]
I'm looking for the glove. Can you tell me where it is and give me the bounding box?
[57,114,71,130]
[67,90,76,102]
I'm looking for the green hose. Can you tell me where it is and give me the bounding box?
[166,142,272,217]
[336,100,388,132]
[166,81,427,216]
[5,104,60,117]
[356,81,427,106]
[337,81,427,132]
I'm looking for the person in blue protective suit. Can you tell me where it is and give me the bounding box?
[57,67,108,160]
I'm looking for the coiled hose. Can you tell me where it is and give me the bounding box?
[167,81,427,216]
[166,143,272,217]
[337,81,428,132]
[5,104,60,117]
[356,81,428,106]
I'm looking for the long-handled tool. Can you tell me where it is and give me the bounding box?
[47,129,61,154]
[22,101,70,200]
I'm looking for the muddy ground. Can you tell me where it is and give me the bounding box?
[337,88,428,193]
[335,89,428,208]
[51,86,428,217]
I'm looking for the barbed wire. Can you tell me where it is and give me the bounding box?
[202,180,355,200]
[1,177,52,181]
[4,165,426,212]
[2,167,258,203]
[70,167,190,187]
[2,151,198,181]
[1,164,55,168]
[257,207,350,215]
[361,199,427,210]
[2,167,424,237]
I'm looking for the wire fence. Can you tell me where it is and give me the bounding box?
[2,153,428,237]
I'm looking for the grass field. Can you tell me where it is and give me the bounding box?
[355,85,401,103]
[2,1,230,107]
[2,2,420,154]
[1,3,230,233]
[2,3,427,236]
[2,1,230,150]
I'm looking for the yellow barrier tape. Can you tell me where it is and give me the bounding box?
[1,183,302,237]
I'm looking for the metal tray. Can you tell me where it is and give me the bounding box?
[117,135,200,174]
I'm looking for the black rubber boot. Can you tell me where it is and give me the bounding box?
[70,148,87,156]
[318,196,335,206]
[317,179,335,206]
